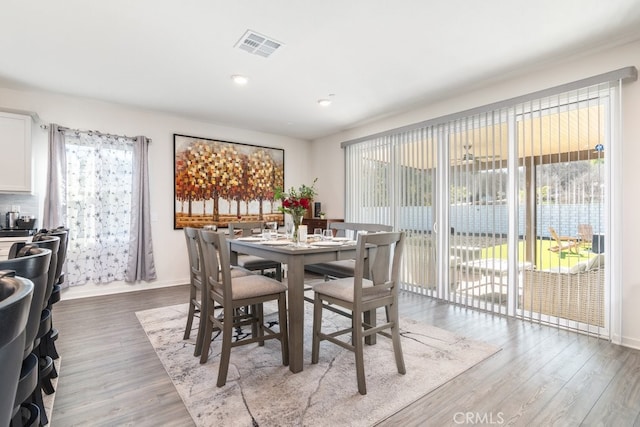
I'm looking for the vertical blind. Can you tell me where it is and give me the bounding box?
[343,67,636,338]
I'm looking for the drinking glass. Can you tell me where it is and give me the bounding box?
[285,222,293,239]
[268,221,278,238]
[314,228,323,240]
[323,229,333,240]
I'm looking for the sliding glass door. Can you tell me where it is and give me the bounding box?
[344,76,623,338]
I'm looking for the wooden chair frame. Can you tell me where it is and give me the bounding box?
[311,231,406,395]
[197,230,289,387]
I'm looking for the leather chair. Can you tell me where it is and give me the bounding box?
[311,232,406,395]
[197,230,288,387]
[0,247,52,426]
[228,222,283,281]
[0,272,34,427]
[10,236,61,396]
[33,227,69,364]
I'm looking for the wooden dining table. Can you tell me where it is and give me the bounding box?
[228,237,366,373]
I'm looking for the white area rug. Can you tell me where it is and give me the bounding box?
[136,303,499,426]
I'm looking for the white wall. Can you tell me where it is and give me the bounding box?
[311,38,640,349]
[0,87,311,299]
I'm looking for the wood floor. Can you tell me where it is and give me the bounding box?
[51,283,640,426]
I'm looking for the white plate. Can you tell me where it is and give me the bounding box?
[260,240,291,246]
[310,241,345,247]
[332,237,350,242]
[236,236,263,242]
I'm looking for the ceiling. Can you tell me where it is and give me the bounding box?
[2,1,640,141]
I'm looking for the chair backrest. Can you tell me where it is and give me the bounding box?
[0,272,34,426]
[0,247,51,356]
[577,224,593,243]
[11,235,60,303]
[228,221,264,238]
[184,227,203,287]
[353,231,405,298]
[198,230,232,306]
[35,227,69,285]
[329,222,393,238]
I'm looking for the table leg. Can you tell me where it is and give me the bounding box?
[287,257,305,373]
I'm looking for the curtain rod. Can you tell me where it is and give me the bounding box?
[39,124,151,143]
[340,66,637,148]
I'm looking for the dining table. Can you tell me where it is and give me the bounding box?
[228,236,368,373]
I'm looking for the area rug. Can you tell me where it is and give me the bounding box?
[136,302,499,427]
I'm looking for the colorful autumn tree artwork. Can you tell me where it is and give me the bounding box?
[174,134,284,228]
[246,149,284,220]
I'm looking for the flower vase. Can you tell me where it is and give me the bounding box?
[292,215,304,246]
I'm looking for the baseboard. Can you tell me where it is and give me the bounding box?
[59,279,188,300]
[620,335,640,350]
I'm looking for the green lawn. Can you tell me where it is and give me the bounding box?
[482,239,595,271]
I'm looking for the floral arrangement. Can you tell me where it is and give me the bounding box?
[274,178,318,219]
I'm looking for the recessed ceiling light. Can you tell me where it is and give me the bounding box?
[317,99,332,107]
[231,75,249,85]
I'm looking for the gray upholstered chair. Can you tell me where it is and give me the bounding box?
[183,227,205,353]
[228,222,283,281]
[311,231,406,395]
[183,227,251,357]
[305,222,393,279]
[197,230,289,387]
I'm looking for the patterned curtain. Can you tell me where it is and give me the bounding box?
[45,126,156,286]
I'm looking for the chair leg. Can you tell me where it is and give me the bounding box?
[216,313,234,387]
[353,308,367,395]
[277,295,289,366]
[275,265,282,282]
[311,294,323,364]
[184,294,196,340]
[256,304,265,347]
[389,302,406,375]
[199,309,213,364]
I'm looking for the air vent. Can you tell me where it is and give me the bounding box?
[235,30,282,58]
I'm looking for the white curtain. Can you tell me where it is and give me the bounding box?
[43,125,156,286]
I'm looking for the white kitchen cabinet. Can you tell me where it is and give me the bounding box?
[0,111,32,193]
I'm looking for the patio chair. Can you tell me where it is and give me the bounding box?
[522,253,604,326]
[548,227,579,254]
[577,224,594,250]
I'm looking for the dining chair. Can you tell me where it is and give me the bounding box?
[228,221,283,281]
[311,231,406,395]
[183,227,252,357]
[183,227,205,354]
[197,230,289,387]
[305,222,393,280]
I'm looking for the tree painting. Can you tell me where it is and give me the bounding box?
[174,134,284,229]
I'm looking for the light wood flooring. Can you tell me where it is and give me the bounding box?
[51,283,640,426]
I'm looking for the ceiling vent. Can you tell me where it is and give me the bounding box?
[235,30,282,58]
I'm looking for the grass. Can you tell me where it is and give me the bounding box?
[482,239,595,271]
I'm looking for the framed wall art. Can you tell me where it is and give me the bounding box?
[174,134,284,229]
